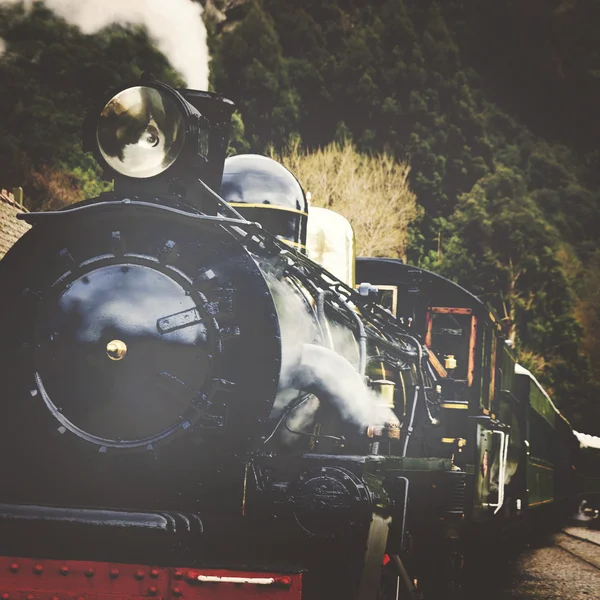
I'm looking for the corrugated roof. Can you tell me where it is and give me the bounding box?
[0,188,31,258]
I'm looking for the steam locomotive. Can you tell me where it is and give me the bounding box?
[0,78,593,600]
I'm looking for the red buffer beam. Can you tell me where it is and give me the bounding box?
[0,557,302,600]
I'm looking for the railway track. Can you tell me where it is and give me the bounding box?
[555,528,600,571]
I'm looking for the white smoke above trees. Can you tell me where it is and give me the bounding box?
[0,0,209,88]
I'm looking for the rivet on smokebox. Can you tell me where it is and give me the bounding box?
[60,566,69,576]
[135,570,145,580]
[85,568,95,578]
[150,569,160,579]
[171,587,182,597]
[9,563,18,573]
[148,587,157,596]
[173,570,183,580]
[26,594,36,600]
[51,596,60,600]
[110,569,120,579]
[33,564,43,575]
[2,593,10,600]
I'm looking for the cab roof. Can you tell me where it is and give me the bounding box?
[356,257,499,325]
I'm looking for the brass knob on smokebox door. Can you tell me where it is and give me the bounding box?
[106,339,128,361]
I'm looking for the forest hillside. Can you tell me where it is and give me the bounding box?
[206,0,600,432]
[0,0,598,431]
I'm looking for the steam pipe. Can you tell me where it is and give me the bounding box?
[396,476,410,550]
[284,411,344,444]
[401,386,420,457]
[262,393,311,445]
[399,332,427,456]
[397,333,439,429]
[390,554,419,599]
[337,297,367,377]
[317,290,335,349]
[288,264,367,375]
[286,274,328,345]
[195,177,248,220]
[284,267,333,348]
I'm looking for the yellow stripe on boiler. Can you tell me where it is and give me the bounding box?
[229,203,308,216]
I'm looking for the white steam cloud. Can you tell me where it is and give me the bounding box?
[1,0,209,88]
[0,38,6,58]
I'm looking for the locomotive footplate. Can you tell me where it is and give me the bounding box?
[0,557,302,600]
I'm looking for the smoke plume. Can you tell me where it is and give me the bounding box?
[1,0,209,88]
[0,38,5,58]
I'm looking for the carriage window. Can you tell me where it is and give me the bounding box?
[375,286,397,316]
[357,285,398,317]
[426,308,473,381]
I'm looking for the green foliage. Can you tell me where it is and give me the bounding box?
[0,2,184,209]
[210,0,299,151]
[208,0,600,431]
[438,168,574,350]
[227,111,251,155]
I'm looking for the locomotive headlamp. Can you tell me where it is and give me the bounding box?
[94,81,208,182]
[86,77,238,204]
[96,85,187,179]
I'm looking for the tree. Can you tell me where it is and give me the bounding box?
[434,166,599,428]
[439,167,575,349]
[209,0,299,151]
[274,141,420,258]
[0,2,184,209]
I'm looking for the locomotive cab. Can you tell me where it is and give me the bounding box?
[355,258,523,520]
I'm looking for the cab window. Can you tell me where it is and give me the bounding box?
[373,286,398,316]
[356,285,398,317]
[426,308,473,382]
